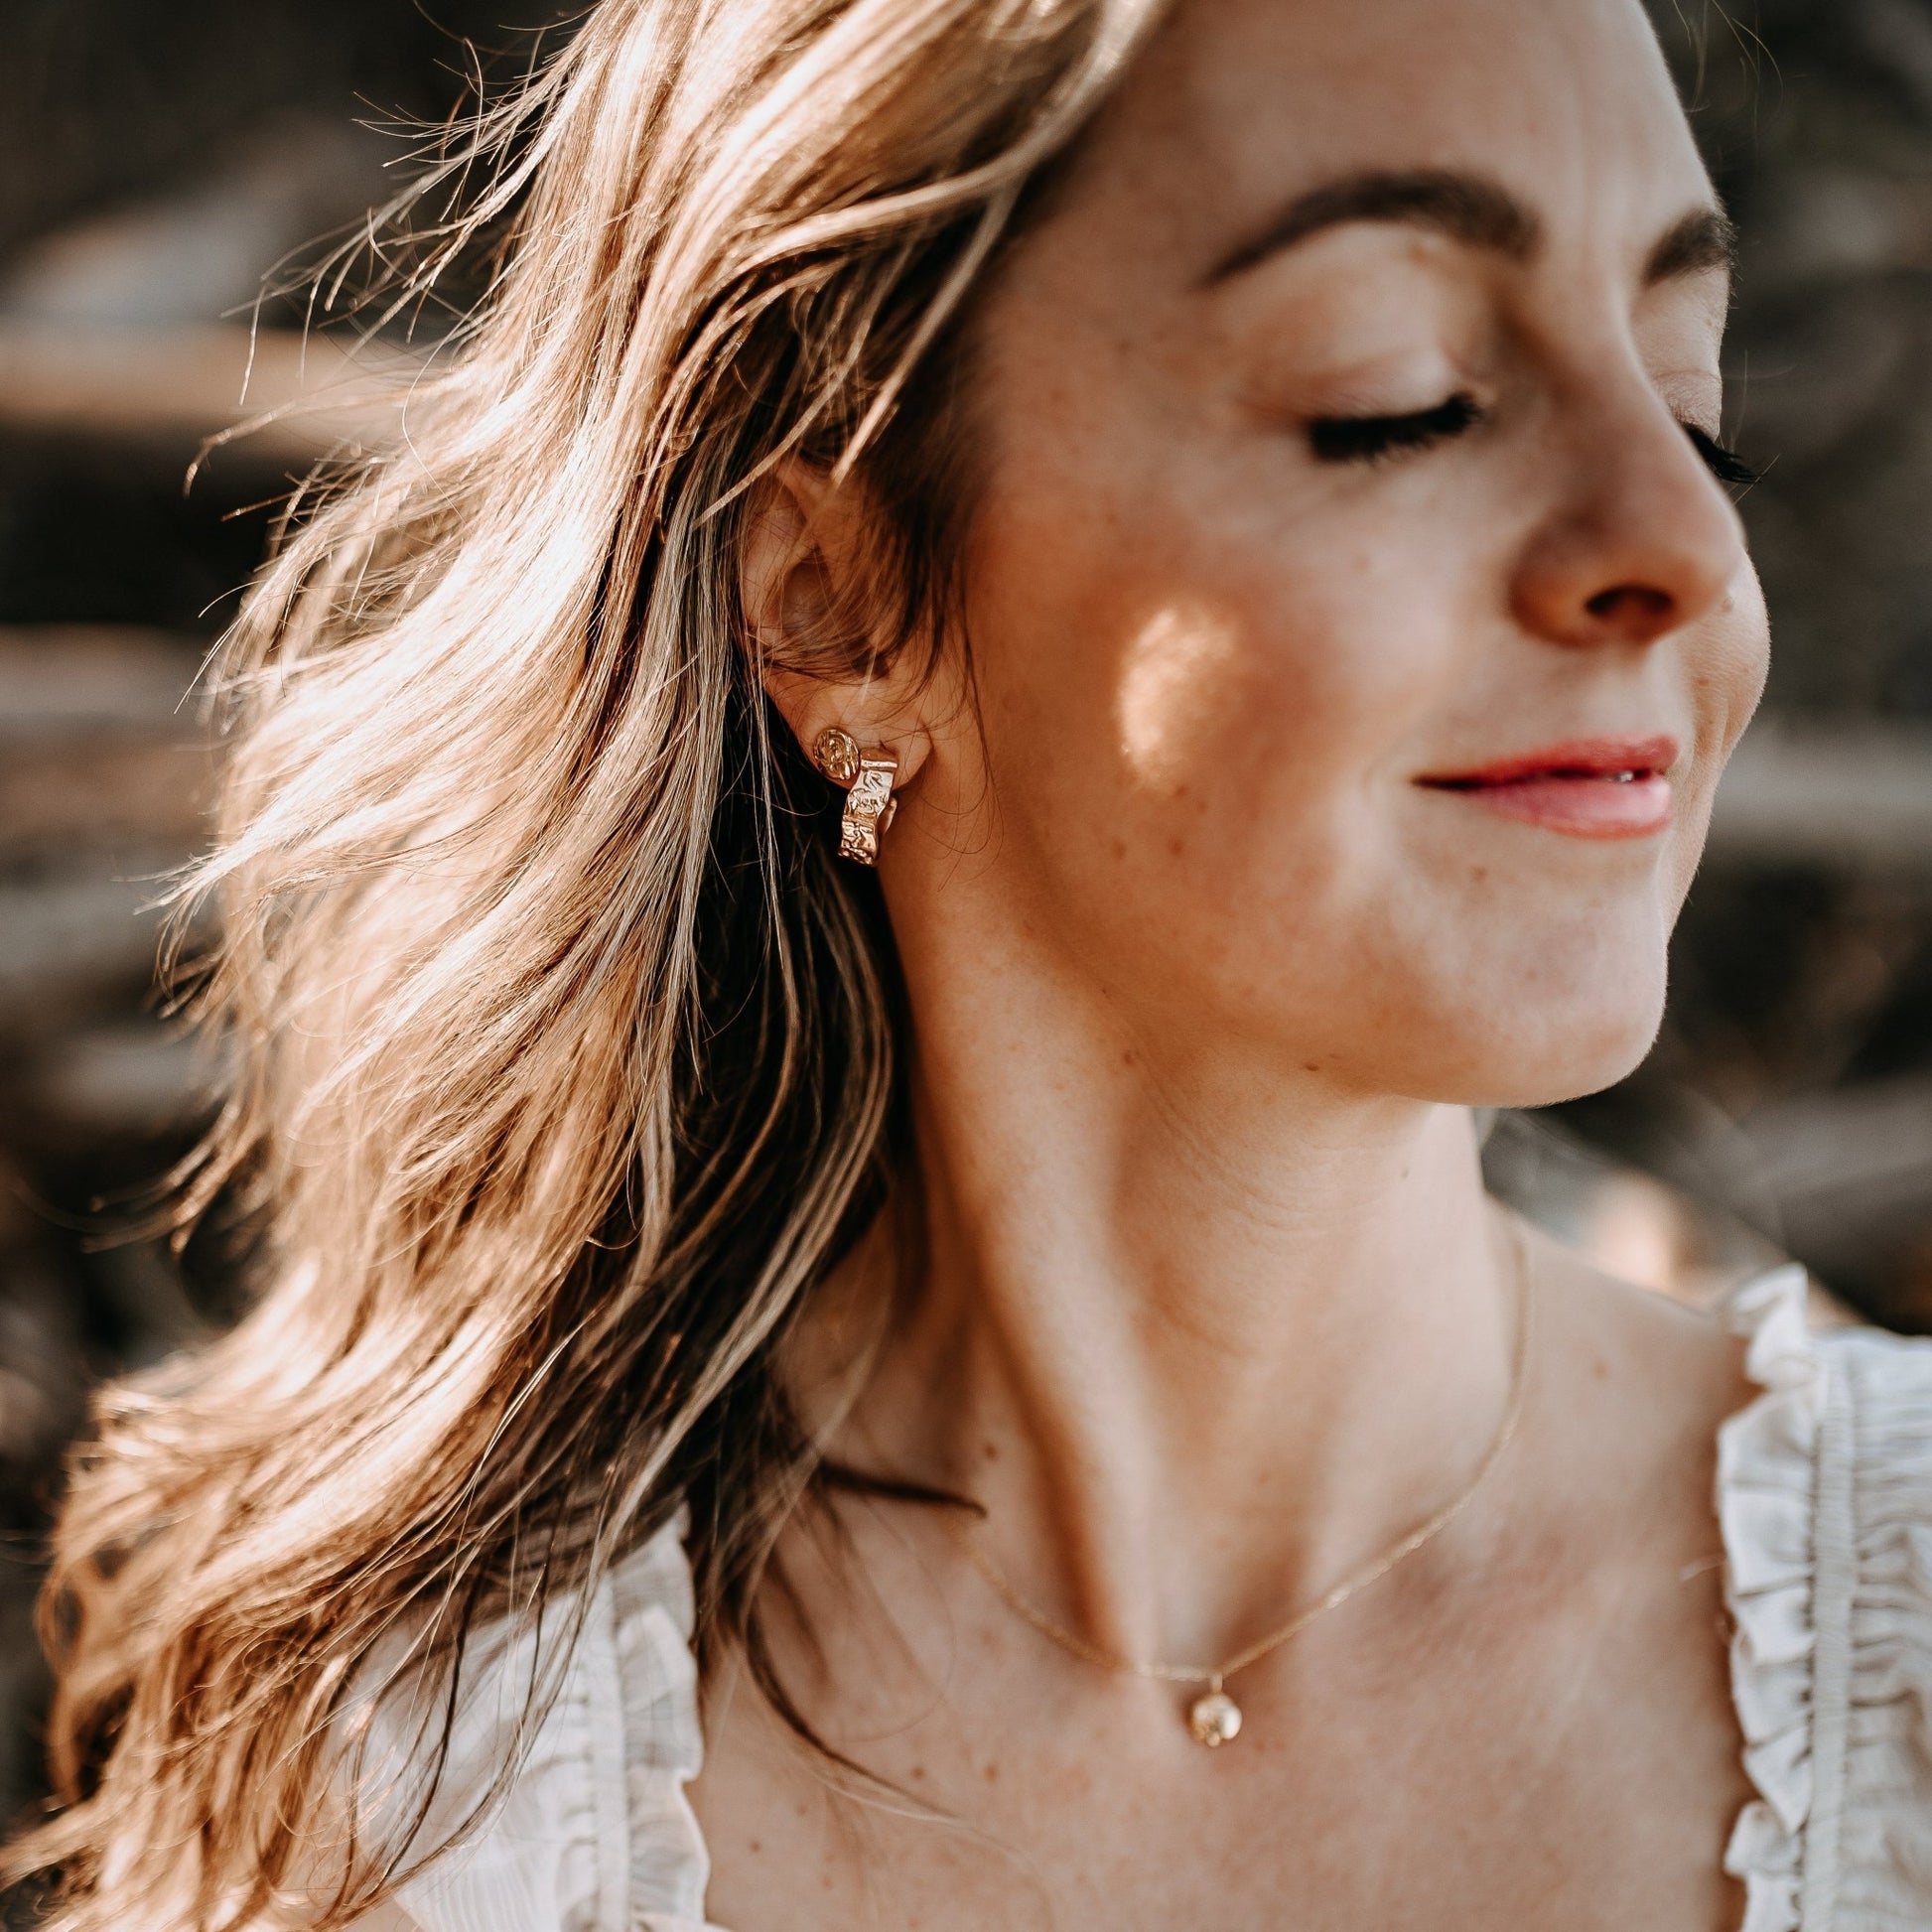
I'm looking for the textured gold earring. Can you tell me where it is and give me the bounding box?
[812,726,898,866]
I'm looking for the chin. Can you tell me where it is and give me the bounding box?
[1360,955,1670,1110]
[1453,995,1667,1110]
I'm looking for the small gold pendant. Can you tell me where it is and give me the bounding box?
[1187,1688,1242,1747]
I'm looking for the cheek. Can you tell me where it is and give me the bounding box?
[1108,586,1409,817]
[1662,559,1772,903]
[964,483,1493,1053]
[1116,605,1247,793]
[973,463,1463,860]
[983,575,1447,980]
[1702,560,1772,756]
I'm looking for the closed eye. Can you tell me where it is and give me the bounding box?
[1308,391,1486,465]
[1682,422,1762,489]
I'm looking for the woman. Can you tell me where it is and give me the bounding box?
[12,0,1932,1924]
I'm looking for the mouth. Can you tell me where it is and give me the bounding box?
[1415,735,1680,840]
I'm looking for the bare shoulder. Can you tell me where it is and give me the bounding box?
[1512,1217,1756,1513]
[1521,1216,1746,1383]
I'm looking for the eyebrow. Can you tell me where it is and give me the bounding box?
[1204,170,1540,284]
[1642,205,1737,285]
[1203,166,1736,293]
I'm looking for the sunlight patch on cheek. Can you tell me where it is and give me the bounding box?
[1117,605,1242,790]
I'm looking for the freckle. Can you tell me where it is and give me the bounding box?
[1593,1358,1608,1380]
[1111,836,1127,860]
[984,1762,999,1781]
[749,1840,762,1855]
[910,1764,926,1780]
[1168,835,1184,857]
[982,1440,999,1460]
[1471,866,1488,884]
[1122,1048,1137,1067]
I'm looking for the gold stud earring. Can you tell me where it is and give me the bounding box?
[812,726,898,867]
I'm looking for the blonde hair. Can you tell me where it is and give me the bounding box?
[4,0,1165,1923]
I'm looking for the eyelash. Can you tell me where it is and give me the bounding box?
[1681,422,1762,488]
[1307,392,1485,464]
[1306,395,1765,490]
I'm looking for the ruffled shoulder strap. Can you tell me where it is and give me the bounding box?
[611,1510,715,1930]
[1718,1265,1932,1932]
[368,1510,717,1932]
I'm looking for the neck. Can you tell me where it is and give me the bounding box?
[814,873,1522,1674]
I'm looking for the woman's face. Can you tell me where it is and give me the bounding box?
[921,0,1768,1107]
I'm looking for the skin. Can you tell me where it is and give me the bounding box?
[695,0,1771,1924]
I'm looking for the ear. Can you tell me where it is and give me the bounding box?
[740,458,937,788]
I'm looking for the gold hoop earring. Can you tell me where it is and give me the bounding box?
[812,726,898,867]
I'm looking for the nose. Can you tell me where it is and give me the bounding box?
[1508,388,1747,650]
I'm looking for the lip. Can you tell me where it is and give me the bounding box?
[1416,735,1680,841]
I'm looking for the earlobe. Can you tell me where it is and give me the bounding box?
[740,460,938,805]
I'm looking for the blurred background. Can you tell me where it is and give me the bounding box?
[0,0,1928,1857]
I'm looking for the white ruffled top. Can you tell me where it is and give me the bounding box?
[1720,1267,1932,1930]
[372,1519,717,1932]
[371,1266,1932,1932]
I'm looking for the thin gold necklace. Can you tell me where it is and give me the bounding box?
[951,1225,1534,1749]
